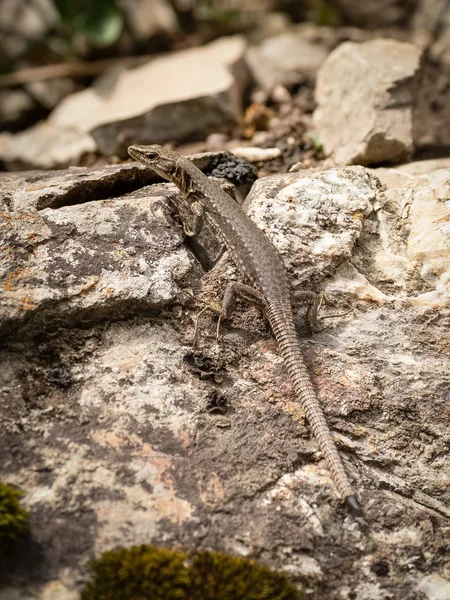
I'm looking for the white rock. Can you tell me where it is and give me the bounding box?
[246,30,328,90]
[0,122,97,170]
[372,157,450,307]
[245,167,378,288]
[230,146,281,162]
[417,575,450,600]
[314,39,422,165]
[50,36,248,155]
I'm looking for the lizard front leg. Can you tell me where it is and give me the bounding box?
[180,197,204,237]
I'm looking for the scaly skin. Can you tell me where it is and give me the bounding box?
[128,144,363,519]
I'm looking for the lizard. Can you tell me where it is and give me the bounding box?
[128,143,364,521]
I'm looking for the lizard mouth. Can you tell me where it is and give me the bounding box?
[127,145,146,161]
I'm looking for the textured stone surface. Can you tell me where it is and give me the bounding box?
[369,158,450,307]
[50,36,248,156]
[245,166,379,288]
[412,0,450,149]
[0,122,97,171]
[328,0,419,28]
[246,30,328,90]
[0,189,198,336]
[1,159,449,600]
[314,39,422,165]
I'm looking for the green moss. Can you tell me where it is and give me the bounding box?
[0,483,29,559]
[189,550,301,600]
[82,545,303,600]
[81,545,191,600]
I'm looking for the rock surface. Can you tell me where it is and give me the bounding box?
[51,36,248,157]
[327,0,418,28]
[246,30,328,90]
[314,39,422,165]
[0,122,98,171]
[0,37,249,169]
[412,0,450,149]
[119,0,179,41]
[0,151,257,336]
[1,158,450,600]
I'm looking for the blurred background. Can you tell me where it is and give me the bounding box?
[0,0,448,171]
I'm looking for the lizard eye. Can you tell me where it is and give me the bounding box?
[146,152,157,160]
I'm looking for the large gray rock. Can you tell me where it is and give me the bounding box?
[0,152,256,335]
[313,39,422,165]
[327,0,418,28]
[0,122,97,171]
[412,0,450,149]
[246,30,328,90]
[0,183,199,337]
[1,159,449,600]
[246,159,450,308]
[50,36,248,157]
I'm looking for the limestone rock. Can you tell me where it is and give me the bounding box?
[412,0,450,149]
[0,122,97,170]
[313,39,422,165]
[246,30,328,90]
[327,0,418,28]
[369,157,450,307]
[1,158,450,599]
[50,36,248,156]
[0,169,200,336]
[245,166,379,287]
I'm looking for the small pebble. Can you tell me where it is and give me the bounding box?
[288,162,306,172]
[206,132,228,149]
[230,146,281,162]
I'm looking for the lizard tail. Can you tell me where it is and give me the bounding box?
[267,305,364,518]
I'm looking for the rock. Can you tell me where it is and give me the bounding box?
[1,158,450,599]
[0,122,97,170]
[369,157,450,307]
[49,36,248,156]
[0,90,36,131]
[246,30,328,90]
[0,183,199,336]
[244,166,379,287]
[417,574,450,600]
[327,0,418,28]
[246,158,450,309]
[412,1,450,149]
[313,39,422,165]
[229,146,281,162]
[119,0,178,40]
[0,151,256,333]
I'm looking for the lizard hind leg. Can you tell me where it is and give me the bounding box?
[292,290,321,333]
[193,283,265,346]
[293,290,352,334]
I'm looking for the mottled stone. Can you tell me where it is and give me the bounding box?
[314,39,422,165]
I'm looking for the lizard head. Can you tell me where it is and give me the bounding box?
[128,144,178,181]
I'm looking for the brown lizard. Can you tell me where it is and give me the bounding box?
[128,144,364,520]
